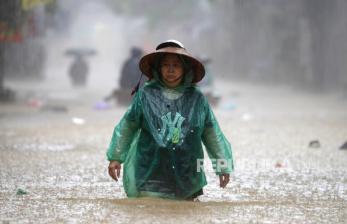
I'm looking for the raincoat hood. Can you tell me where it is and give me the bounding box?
[139,41,205,83]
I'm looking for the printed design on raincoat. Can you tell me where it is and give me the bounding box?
[159,112,185,144]
[107,79,234,199]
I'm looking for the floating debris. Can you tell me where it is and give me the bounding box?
[93,101,112,110]
[16,188,28,195]
[275,162,283,168]
[241,113,253,122]
[339,141,347,150]
[309,140,321,148]
[41,105,68,113]
[221,100,237,111]
[27,98,44,108]
[72,117,86,125]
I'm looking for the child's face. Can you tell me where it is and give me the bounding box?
[160,54,184,88]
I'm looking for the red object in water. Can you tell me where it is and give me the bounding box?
[27,98,43,108]
[275,162,283,168]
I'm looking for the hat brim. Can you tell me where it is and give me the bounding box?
[139,47,205,83]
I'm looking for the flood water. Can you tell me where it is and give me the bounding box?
[0,80,346,223]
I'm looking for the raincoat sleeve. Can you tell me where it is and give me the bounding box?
[106,92,142,163]
[202,99,234,175]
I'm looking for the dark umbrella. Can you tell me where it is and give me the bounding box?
[64,48,97,57]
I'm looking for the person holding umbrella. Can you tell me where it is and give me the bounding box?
[65,48,96,87]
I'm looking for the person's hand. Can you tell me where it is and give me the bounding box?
[219,173,230,188]
[108,161,121,181]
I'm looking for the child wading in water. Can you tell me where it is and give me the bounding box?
[107,40,233,200]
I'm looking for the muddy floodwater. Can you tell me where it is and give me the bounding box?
[1,81,346,223]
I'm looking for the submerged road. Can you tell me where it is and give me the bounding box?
[1,80,346,223]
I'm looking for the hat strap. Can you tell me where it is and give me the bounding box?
[131,73,144,96]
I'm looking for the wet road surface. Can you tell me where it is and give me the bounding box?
[1,81,346,223]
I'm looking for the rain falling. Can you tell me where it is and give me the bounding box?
[0,0,346,223]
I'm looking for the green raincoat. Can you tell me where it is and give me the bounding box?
[107,74,233,199]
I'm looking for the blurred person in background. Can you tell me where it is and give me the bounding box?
[119,46,145,90]
[68,56,89,87]
[105,46,146,104]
